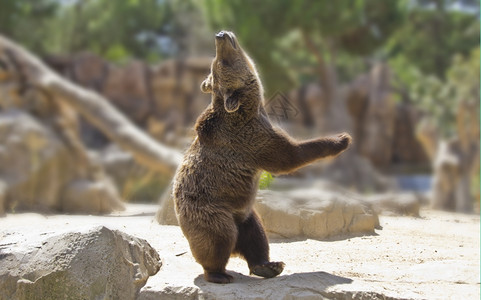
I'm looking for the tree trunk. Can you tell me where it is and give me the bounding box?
[0,35,182,175]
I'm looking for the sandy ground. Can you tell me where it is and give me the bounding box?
[0,205,479,299]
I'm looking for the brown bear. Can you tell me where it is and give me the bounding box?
[173,31,351,284]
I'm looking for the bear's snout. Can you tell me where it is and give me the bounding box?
[215,31,237,49]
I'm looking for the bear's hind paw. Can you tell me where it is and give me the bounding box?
[204,271,234,284]
[250,261,285,278]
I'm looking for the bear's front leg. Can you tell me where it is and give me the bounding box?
[257,130,352,174]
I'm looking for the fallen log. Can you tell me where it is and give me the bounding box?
[0,35,182,175]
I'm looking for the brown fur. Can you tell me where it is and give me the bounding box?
[173,31,351,284]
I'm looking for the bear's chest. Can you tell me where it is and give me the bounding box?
[196,111,221,143]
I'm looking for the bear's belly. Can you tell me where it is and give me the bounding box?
[173,144,260,214]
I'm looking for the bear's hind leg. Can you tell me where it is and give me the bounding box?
[234,210,285,278]
[180,214,237,284]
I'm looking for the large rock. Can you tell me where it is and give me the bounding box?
[0,226,161,300]
[60,178,125,214]
[0,110,124,214]
[0,110,76,212]
[157,187,379,239]
[255,189,379,239]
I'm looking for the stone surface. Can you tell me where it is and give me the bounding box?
[0,225,161,300]
[0,205,478,300]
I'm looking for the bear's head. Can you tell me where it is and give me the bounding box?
[201,31,262,113]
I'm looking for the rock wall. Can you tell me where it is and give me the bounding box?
[46,54,212,149]
[48,54,428,170]
[270,64,429,173]
[346,64,429,169]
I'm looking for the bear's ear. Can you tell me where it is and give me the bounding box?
[224,90,240,113]
[200,74,213,93]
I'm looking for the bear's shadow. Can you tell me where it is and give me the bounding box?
[193,270,353,295]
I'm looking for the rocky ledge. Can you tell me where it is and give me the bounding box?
[0,205,479,300]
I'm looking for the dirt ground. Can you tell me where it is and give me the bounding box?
[0,205,479,299]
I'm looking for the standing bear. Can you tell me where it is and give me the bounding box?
[173,31,351,284]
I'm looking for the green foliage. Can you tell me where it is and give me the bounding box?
[203,0,407,93]
[386,3,479,78]
[387,2,479,139]
[0,0,204,62]
[0,0,59,53]
[122,171,171,203]
[390,47,480,138]
[258,171,274,190]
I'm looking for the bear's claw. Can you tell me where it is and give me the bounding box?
[251,261,285,278]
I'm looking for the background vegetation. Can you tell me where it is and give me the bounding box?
[1,0,478,136]
[0,0,479,205]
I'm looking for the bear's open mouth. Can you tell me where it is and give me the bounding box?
[215,31,237,50]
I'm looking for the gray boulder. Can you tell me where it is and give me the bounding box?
[0,226,161,300]
[255,189,379,239]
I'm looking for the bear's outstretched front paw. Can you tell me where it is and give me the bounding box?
[250,261,285,278]
[204,271,234,284]
[336,132,352,151]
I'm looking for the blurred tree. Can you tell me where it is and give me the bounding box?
[392,47,479,138]
[204,0,407,98]
[388,0,479,137]
[387,0,479,79]
[0,0,60,53]
[0,0,211,63]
